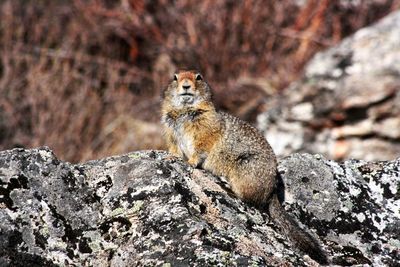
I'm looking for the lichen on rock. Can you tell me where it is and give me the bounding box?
[279,154,400,266]
[0,147,399,266]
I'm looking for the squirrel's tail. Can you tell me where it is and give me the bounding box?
[268,194,328,265]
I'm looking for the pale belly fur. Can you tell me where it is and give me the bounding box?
[175,126,195,159]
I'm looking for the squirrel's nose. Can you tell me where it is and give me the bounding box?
[182,85,191,90]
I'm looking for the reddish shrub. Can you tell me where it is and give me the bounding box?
[0,0,398,162]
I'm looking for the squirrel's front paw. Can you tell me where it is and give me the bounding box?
[188,157,204,169]
[187,158,197,166]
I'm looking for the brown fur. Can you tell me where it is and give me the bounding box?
[161,70,328,264]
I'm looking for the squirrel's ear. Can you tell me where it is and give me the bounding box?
[195,73,203,81]
[173,74,178,81]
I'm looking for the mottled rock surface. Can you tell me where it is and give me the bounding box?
[280,154,400,266]
[258,10,400,161]
[0,147,399,266]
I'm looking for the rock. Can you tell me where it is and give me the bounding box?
[279,154,400,266]
[373,117,400,139]
[258,10,400,161]
[1,147,399,266]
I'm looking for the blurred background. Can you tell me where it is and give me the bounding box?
[0,0,399,163]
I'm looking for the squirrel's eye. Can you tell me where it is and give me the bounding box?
[195,74,203,81]
[173,74,178,81]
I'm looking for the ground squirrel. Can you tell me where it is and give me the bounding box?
[161,70,327,264]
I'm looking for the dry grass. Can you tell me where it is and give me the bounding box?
[0,0,398,162]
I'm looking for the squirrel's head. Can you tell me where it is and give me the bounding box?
[163,70,212,108]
